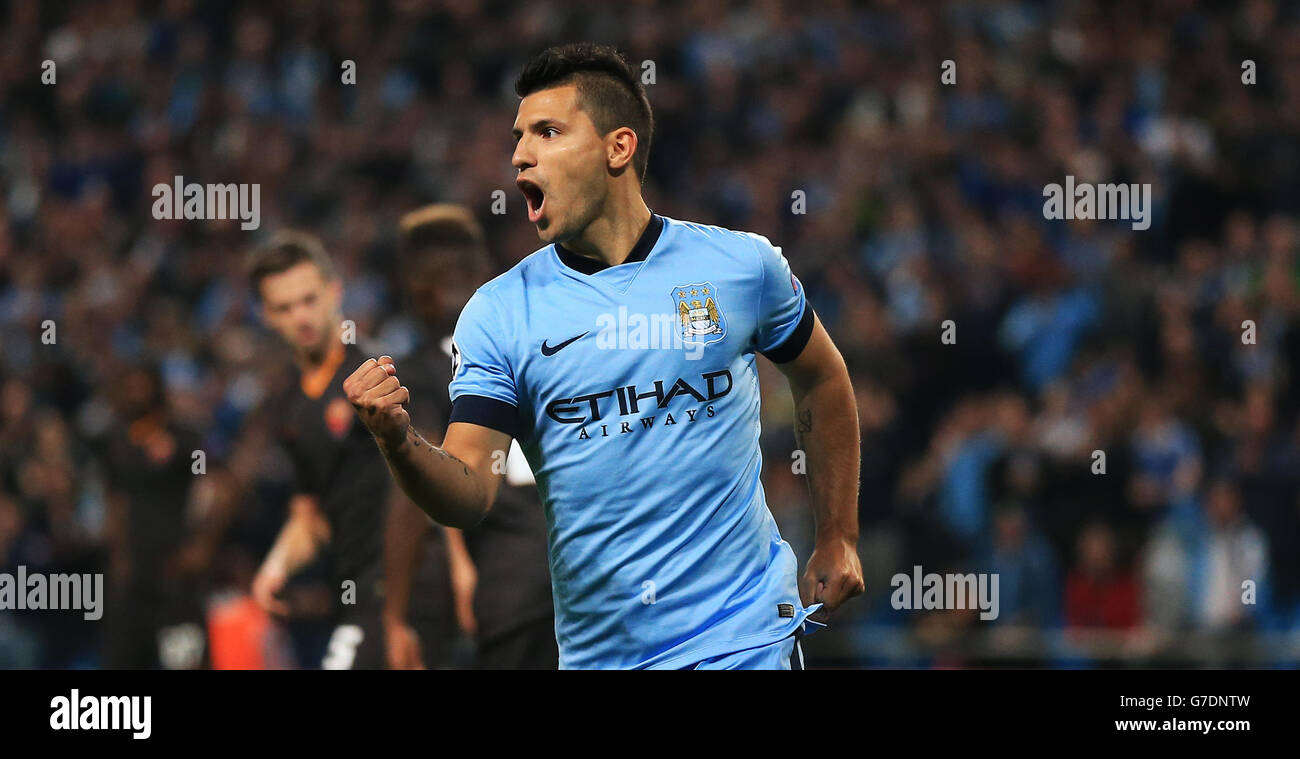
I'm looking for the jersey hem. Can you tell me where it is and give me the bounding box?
[639,615,812,670]
[557,609,816,669]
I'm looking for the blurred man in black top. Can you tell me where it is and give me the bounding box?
[385,205,557,669]
[246,231,455,669]
[98,362,235,669]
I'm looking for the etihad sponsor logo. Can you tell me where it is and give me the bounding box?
[546,369,732,438]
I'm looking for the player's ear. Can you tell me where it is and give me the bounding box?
[606,126,638,174]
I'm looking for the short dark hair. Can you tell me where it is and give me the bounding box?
[246,230,336,299]
[399,204,486,256]
[398,203,492,275]
[515,42,653,184]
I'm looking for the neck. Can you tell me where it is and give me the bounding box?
[562,190,652,267]
[296,334,341,372]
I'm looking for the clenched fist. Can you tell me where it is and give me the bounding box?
[344,355,411,450]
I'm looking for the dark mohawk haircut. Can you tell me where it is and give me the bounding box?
[514,42,654,184]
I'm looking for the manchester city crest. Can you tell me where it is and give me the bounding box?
[671,282,727,346]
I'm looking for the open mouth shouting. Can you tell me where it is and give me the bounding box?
[517,176,546,223]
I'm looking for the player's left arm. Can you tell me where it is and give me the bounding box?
[775,312,865,620]
[382,486,432,669]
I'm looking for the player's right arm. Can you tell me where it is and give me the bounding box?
[345,355,508,528]
[252,493,330,615]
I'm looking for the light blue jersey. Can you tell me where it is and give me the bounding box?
[447,213,820,669]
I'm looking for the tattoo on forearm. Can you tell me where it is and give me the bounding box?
[437,448,471,478]
[797,408,813,436]
[406,428,471,477]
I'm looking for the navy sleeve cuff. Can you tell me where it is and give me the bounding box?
[449,395,518,438]
[761,301,815,364]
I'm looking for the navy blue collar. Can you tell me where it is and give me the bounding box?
[555,213,664,274]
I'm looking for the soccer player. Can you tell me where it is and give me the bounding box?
[246,231,456,669]
[97,362,234,669]
[345,43,864,669]
[384,204,557,669]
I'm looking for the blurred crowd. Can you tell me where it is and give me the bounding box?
[2,0,1300,667]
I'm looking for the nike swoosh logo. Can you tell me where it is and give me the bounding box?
[541,331,588,356]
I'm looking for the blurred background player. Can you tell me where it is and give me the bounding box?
[245,231,456,669]
[94,362,236,669]
[385,204,557,669]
